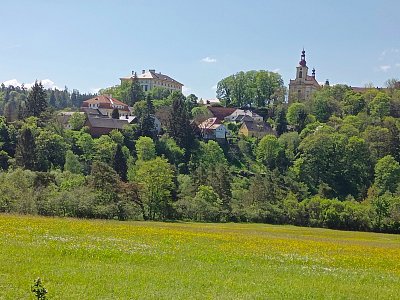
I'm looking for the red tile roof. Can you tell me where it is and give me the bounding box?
[82,95,129,111]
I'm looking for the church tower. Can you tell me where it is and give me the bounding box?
[288,49,320,103]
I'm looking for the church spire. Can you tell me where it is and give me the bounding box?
[299,49,307,67]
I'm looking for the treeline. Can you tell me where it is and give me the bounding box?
[1,77,400,233]
[0,83,96,122]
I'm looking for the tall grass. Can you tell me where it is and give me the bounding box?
[1,214,399,299]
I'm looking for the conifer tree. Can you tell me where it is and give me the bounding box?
[127,72,144,106]
[26,81,47,117]
[140,95,156,138]
[49,90,56,108]
[113,144,127,181]
[15,127,36,170]
[167,92,195,157]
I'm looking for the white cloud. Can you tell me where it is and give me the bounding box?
[2,79,22,87]
[211,84,217,90]
[201,56,217,63]
[2,78,60,90]
[380,65,391,72]
[272,68,280,73]
[379,48,400,60]
[396,63,400,68]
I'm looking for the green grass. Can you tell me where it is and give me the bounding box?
[0,214,399,299]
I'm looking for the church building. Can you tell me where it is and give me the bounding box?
[288,49,320,103]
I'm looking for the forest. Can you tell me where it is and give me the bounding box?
[0,74,400,234]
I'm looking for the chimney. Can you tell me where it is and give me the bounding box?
[132,70,134,75]
[149,69,155,73]
[142,70,145,74]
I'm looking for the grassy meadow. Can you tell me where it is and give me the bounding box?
[0,214,399,299]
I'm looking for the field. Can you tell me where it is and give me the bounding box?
[0,215,399,299]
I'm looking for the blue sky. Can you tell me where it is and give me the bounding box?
[1,0,399,99]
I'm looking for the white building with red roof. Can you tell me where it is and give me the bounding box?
[288,49,321,103]
[81,95,130,118]
[198,117,229,140]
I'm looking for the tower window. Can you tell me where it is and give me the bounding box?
[299,70,303,78]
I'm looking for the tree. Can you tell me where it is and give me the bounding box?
[68,112,86,130]
[167,92,195,156]
[111,108,120,119]
[174,185,222,222]
[36,130,68,171]
[49,90,56,107]
[127,73,144,106]
[374,155,400,195]
[286,102,309,132]
[140,95,156,138]
[64,150,83,174]
[256,134,284,169]
[135,136,156,161]
[191,141,231,208]
[368,92,390,120]
[134,157,174,220]
[216,70,285,107]
[113,144,127,181]
[275,106,288,135]
[15,127,37,170]
[26,81,47,118]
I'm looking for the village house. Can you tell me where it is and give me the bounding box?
[207,106,237,122]
[224,109,263,122]
[120,69,183,93]
[198,117,229,140]
[81,95,131,118]
[85,116,129,137]
[239,120,274,139]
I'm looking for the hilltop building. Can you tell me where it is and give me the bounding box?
[288,49,320,103]
[120,69,183,93]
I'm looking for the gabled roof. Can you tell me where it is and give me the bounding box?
[198,117,225,133]
[207,107,237,121]
[241,121,273,133]
[86,116,128,129]
[121,70,183,86]
[81,107,107,117]
[82,95,129,111]
[231,115,254,122]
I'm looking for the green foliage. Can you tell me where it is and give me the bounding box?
[134,157,174,220]
[113,144,128,181]
[36,130,68,171]
[216,70,285,107]
[167,92,195,156]
[135,136,156,161]
[374,155,400,195]
[64,150,83,174]
[26,81,47,118]
[68,112,86,130]
[156,136,185,168]
[15,127,37,170]
[31,277,48,300]
[286,102,309,132]
[256,134,284,169]
[368,92,390,120]
[174,185,222,222]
